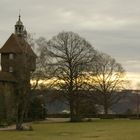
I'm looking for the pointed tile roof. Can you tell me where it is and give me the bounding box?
[0,34,37,57]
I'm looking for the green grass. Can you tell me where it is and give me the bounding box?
[0,119,140,140]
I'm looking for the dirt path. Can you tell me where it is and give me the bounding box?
[0,118,70,131]
[0,125,16,131]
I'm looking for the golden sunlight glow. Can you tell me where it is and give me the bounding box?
[31,72,140,90]
[125,72,140,89]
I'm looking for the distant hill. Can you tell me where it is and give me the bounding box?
[33,89,140,115]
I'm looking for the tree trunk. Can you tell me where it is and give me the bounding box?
[104,105,108,116]
[103,95,109,117]
[75,99,82,121]
[16,105,24,130]
[136,93,140,118]
[69,99,75,122]
[15,87,30,130]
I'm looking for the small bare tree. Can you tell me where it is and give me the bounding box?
[14,33,37,130]
[133,83,140,118]
[88,53,126,115]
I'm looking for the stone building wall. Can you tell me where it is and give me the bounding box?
[0,82,15,123]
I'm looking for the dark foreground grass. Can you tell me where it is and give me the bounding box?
[0,119,140,140]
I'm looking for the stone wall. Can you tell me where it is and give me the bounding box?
[0,82,15,123]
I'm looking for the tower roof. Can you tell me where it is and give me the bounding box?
[15,15,23,26]
[15,14,27,38]
[0,34,37,57]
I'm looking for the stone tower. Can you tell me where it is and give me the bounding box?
[0,16,37,122]
[0,15,36,85]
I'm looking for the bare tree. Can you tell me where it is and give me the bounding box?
[88,53,126,115]
[14,33,37,130]
[40,31,95,121]
[133,83,140,118]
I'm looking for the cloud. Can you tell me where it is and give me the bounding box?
[0,0,140,80]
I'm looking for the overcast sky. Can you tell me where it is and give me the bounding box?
[1,0,140,87]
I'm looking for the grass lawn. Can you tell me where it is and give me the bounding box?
[0,119,140,140]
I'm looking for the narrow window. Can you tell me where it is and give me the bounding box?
[9,54,14,60]
[9,67,13,72]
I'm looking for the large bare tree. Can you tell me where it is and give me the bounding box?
[40,31,95,121]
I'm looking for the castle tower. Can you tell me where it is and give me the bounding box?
[0,15,37,122]
[0,15,36,78]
